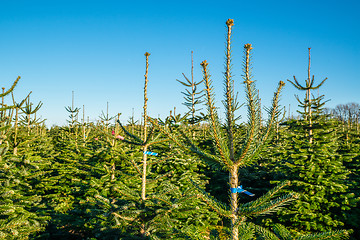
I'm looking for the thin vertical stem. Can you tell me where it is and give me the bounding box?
[230,166,238,240]
[105,102,109,129]
[225,19,239,240]
[308,48,313,144]
[83,105,86,141]
[289,104,291,119]
[191,51,195,121]
[13,107,19,155]
[259,89,262,129]
[132,108,135,135]
[1,88,4,119]
[116,113,120,136]
[201,61,228,166]
[225,19,235,163]
[142,52,150,201]
[143,53,150,142]
[27,112,31,136]
[71,91,74,128]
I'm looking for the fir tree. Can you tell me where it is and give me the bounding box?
[150,19,299,240]
[76,52,219,239]
[272,48,356,236]
[177,51,205,126]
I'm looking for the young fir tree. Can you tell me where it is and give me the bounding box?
[0,76,50,239]
[78,52,219,239]
[272,48,355,236]
[38,94,100,238]
[9,91,30,156]
[99,101,115,130]
[9,92,45,156]
[177,51,205,126]
[19,94,44,134]
[150,19,306,240]
[65,91,80,129]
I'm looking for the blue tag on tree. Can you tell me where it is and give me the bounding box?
[230,185,254,196]
[143,151,158,156]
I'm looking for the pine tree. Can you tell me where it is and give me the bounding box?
[177,51,205,126]
[150,19,300,240]
[272,48,356,235]
[73,52,219,239]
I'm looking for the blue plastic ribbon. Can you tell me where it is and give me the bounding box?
[230,186,255,196]
[143,151,158,156]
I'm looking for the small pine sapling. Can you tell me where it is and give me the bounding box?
[288,48,327,144]
[88,52,179,238]
[65,91,80,129]
[177,51,205,126]
[19,94,44,135]
[99,101,115,130]
[10,91,30,155]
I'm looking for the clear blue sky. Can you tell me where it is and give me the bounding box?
[0,0,359,126]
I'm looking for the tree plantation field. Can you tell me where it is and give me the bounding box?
[1,19,359,240]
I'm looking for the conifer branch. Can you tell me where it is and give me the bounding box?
[236,222,256,240]
[242,181,292,210]
[190,179,231,218]
[113,185,141,200]
[201,60,231,167]
[288,76,306,90]
[148,153,176,166]
[272,224,292,240]
[129,157,142,176]
[112,212,136,222]
[16,136,42,147]
[0,76,20,98]
[235,44,258,166]
[238,192,298,217]
[243,81,285,163]
[254,225,280,240]
[146,137,169,147]
[0,105,15,112]
[295,229,352,240]
[310,77,327,90]
[147,171,173,184]
[117,120,143,144]
[175,124,224,169]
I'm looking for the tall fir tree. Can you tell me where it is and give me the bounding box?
[150,19,307,240]
[77,52,220,239]
[272,48,356,236]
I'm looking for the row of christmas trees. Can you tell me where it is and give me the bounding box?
[0,19,359,239]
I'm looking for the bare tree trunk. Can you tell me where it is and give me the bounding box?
[141,145,148,200]
[230,167,238,240]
